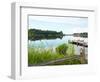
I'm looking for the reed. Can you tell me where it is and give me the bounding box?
[28,48,64,65]
[28,43,82,66]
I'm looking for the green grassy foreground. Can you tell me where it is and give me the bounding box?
[28,43,81,66]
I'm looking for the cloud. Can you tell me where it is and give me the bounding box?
[29,16,88,26]
[28,16,88,34]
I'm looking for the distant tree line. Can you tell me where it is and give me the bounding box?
[73,32,88,38]
[28,29,64,40]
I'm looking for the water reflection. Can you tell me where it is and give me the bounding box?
[29,35,63,41]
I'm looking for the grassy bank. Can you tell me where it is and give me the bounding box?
[28,43,82,66]
[28,48,64,65]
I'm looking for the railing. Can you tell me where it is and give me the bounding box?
[68,40,88,47]
[29,55,87,66]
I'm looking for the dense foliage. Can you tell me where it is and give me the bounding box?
[28,29,64,40]
[56,43,68,55]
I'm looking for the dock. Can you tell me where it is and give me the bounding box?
[68,40,88,47]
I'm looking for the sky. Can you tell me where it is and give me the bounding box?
[28,16,88,34]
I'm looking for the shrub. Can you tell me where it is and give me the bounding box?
[56,43,68,55]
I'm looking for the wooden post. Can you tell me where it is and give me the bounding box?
[80,47,86,64]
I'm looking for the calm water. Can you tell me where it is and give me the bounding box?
[28,36,88,56]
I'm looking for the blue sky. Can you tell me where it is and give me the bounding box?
[28,16,88,34]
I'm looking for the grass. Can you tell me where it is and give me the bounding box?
[56,43,68,55]
[28,48,65,65]
[49,58,81,65]
[66,44,75,56]
[28,43,82,66]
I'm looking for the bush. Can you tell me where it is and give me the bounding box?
[56,43,68,55]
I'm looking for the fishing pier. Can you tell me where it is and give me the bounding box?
[68,40,88,47]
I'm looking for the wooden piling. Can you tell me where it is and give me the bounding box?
[80,47,86,64]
